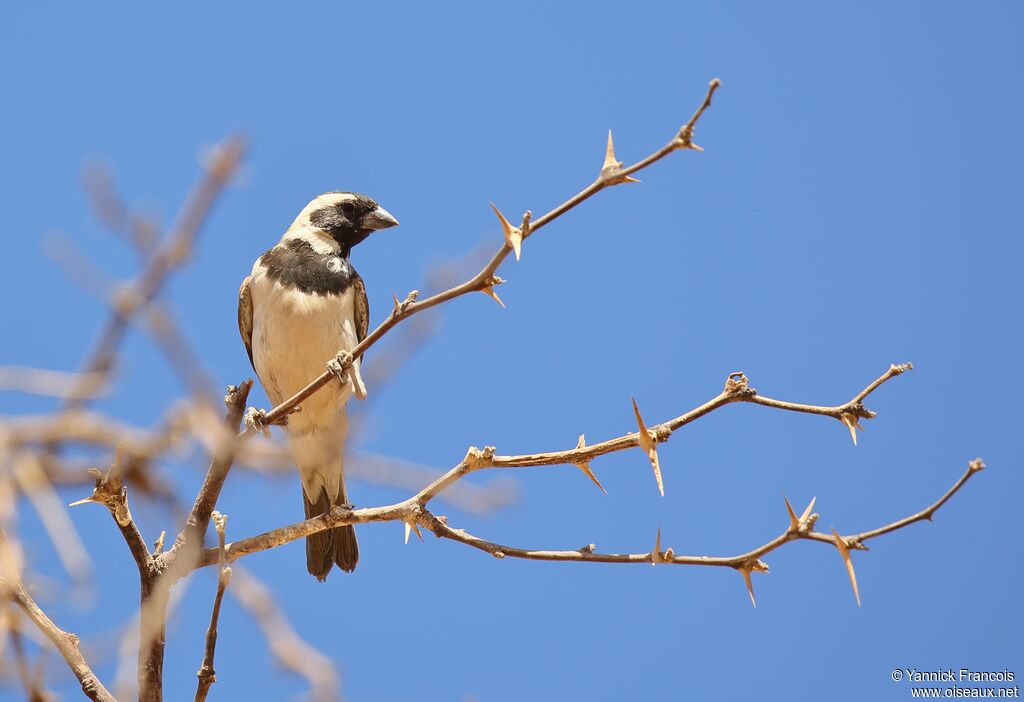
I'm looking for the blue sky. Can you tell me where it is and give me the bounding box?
[2,2,1021,700]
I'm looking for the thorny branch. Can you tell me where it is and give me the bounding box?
[195,364,983,609]
[0,76,987,702]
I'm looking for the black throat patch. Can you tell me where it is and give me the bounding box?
[308,196,377,256]
[259,239,358,296]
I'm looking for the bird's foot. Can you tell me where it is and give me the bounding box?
[328,351,367,400]
[327,352,353,384]
[243,407,271,437]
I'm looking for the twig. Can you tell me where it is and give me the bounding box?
[12,452,92,584]
[193,452,981,610]
[68,446,152,577]
[61,135,246,411]
[195,364,917,568]
[1,531,115,702]
[254,79,722,429]
[81,160,159,258]
[6,608,50,702]
[425,459,982,568]
[194,512,231,702]
[0,366,107,400]
[133,381,248,702]
[164,381,251,565]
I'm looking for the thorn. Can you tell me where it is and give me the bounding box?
[831,528,861,607]
[480,286,505,308]
[799,497,817,525]
[784,495,799,532]
[392,291,401,313]
[740,566,757,608]
[600,130,640,184]
[839,413,863,446]
[405,521,421,544]
[650,527,662,565]
[631,397,663,496]
[68,496,96,508]
[403,520,423,544]
[573,434,607,494]
[480,276,506,308]
[490,202,522,261]
[602,130,621,172]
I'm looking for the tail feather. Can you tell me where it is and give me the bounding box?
[303,486,359,581]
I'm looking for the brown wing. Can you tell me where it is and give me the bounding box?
[237,275,255,370]
[353,272,369,348]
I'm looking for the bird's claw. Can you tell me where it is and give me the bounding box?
[328,351,367,400]
[327,352,353,383]
[244,407,271,437]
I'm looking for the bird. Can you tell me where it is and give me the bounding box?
[237,191,398,580]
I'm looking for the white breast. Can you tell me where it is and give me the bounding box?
[248,265,359,430]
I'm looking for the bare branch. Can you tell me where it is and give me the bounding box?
[61,135,246,410]
[417,457,981,580]
[164,381,251,565]
[5,608,51,702]
[12,452,92,584]
[0,366,108,400]
[68,446,152,577]
[194,512,231,702]
[1,531,116,702]
[196,364,924,569]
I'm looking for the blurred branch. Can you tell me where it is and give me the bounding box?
[0,367,107,401]
[1,531,115,702]
[228,566,338,702]
[61,135,246,410]
[12,452,92,585]
[81,160,159,258]
[5,608,51,702]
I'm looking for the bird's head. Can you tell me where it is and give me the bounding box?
[293,191,399,257]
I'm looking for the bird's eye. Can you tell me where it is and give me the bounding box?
[341,202,356,215]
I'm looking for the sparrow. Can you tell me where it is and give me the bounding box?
[237,191,398,580]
